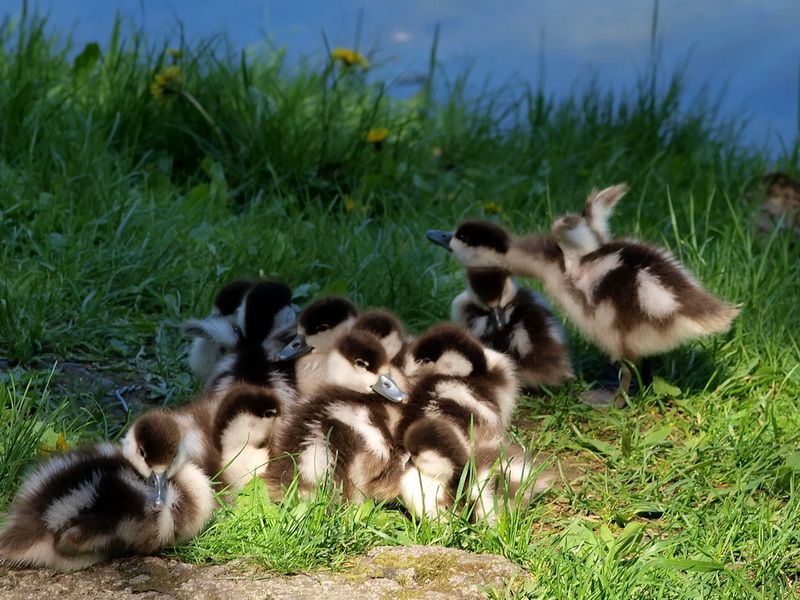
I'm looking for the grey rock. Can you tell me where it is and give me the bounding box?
[0,545,529,600]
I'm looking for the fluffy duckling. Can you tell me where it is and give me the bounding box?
[185,279,256,385]
[175,281,300,488]
[265,329,408,503]
[278,295,360,396]
[428,184,739,406]
[396,324,519,518]
[211,385,281,490]
[194,279,300,405]
[0,416,213,570]
[452,267,573,389]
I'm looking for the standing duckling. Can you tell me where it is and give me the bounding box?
[452,267,573,389]
[428,184,739,406]
[265,329,408,503]
[277,295,360,396]
[0,415,213,570]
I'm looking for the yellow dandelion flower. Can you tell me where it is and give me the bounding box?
[150,65,183,103]
[482,202,503,215]
[167,47,182,59]
[366,128,389,143]
[39,432,70,455]
[332,47,370,68]
[344,195,356,212]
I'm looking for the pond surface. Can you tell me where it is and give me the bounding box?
[10,0,800,159]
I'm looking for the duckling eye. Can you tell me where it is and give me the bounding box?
[456,233,472,245]
[219,347,229,356]
[232,325,242,335]
[316,324,330,333]
[137,446,146,459]
[355,358,369,369]
[419,357,433,365]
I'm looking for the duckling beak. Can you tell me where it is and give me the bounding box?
[491,306,507,330]
[276,334,313,361]
[426,230,454,250]
[146,471,169,512]
[371,373,409,404]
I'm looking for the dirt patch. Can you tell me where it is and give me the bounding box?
[0,545,529,600]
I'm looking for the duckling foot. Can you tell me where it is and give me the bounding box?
[579,388,617,408]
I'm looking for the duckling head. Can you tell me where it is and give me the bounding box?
[279,295,359,360]
[183,279,255,382]
[465,267,518,330]
[406,323,487,379]
[122,411,185,512]
[326,330,408,403]
[551,213,602,257]
[351,309,407,362]
[238,280,299,360]
[427,220,511,268]
[403,418,469,481]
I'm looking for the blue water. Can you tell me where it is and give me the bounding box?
[5,0,800,159]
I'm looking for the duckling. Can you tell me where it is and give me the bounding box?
[198,279,301,405]
[185,279,255,385]
[428,184,739,406]
[396,324,519,518]
[277,295,360,396]
[0,417,213,570]
[452,267,573,389]
[211,384,281,490]
[265,329,408,503]
[174,281,300,488]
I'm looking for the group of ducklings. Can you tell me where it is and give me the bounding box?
[0,183,739,571]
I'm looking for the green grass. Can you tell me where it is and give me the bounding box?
[1,7,800,598]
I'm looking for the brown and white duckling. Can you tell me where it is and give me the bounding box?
[428,184,739,406]
[277,295,360,396]
[0,416,213,570]
[396,324,519,518]
[185,279,256,385]
[178,281,301,488]
[265,329,408,503]
[452,267,573,389]
[211,385,281,490]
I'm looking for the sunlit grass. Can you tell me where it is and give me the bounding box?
[1,7,799,598]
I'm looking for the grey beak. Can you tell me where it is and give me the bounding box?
[426,230,454,250]
[371,373,409,404]
[146,471,168,512]
[490,306,507,330]
[276,334,313,361]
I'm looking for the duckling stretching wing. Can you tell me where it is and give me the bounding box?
[428,184,739,406]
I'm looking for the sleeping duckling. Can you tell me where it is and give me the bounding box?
[265,329,408,503]
[185,279,255,385]
[428,184,739,406]
[0,417,213,570]
[452,267,573,389]
[277,295,360,396]
[396,324,519,518]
